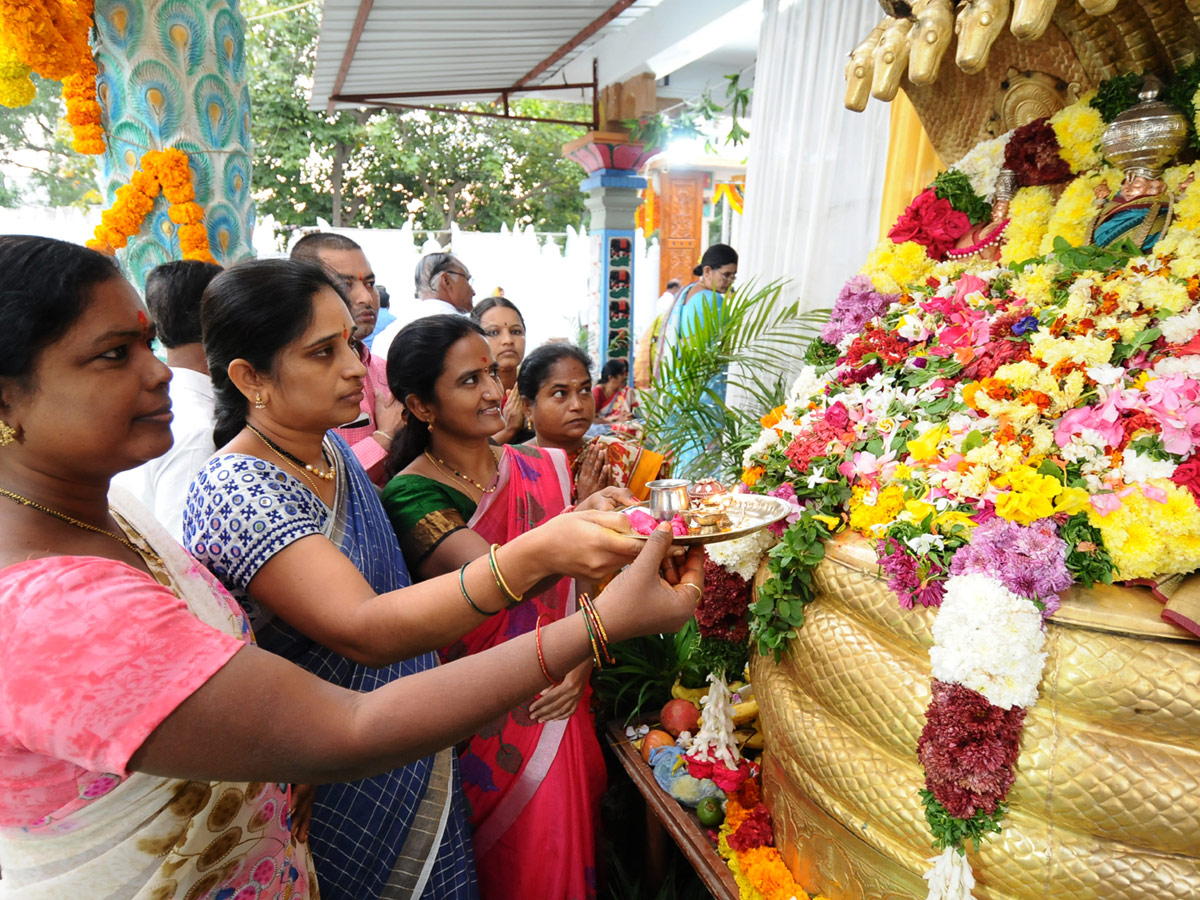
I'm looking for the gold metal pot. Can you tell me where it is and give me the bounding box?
[752,533,1200,900]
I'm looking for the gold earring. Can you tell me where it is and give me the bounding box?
[254,393,266,409]
[0,419,16,446]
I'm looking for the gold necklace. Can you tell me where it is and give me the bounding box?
[245,426,326,495]
[0,486,163,567]
[424,449,499,494]
[245,425,336,481]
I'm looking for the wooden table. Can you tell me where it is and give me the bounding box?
[605,720,739,900]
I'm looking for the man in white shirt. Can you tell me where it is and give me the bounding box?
[655,278,683,316]
[113,260,221,541]
[371,251,476,362]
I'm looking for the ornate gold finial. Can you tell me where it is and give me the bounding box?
[1100,74,1188,180]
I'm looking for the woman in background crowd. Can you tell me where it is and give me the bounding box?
[521,343,669,503]
[589,357,641,440]
[381,315,621,900]
[0,235,703,898]
[471,296,532,444]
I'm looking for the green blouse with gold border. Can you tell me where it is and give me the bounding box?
[381,475,479,573]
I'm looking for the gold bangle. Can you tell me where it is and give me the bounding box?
[373,429,392,445]
[488,543,523,607]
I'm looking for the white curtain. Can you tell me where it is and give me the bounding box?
[739,0,890,314]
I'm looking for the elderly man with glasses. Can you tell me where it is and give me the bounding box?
[372,251,476,363]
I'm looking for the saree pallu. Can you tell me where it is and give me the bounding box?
[185,435,475,900]
[0,488,316,900]
[447,445,606,900]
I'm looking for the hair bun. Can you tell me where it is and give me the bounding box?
[692,263,704,276]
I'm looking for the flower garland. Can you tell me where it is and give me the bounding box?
[0,0,104,153]
[0,32,34,108]
[1049,91,1104,174]
[89,148,216,262]
[998,186,1053,265]
[715,779,827,900]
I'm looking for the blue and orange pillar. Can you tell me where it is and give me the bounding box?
[563,133,658,369]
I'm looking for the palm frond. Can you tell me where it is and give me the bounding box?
[640,279,829,480]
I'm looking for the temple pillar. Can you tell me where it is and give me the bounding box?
[94,0,256,287]
[563,132,658,368]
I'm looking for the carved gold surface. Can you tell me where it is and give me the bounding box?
[754,533,1200,900]
[846,1,1200,163]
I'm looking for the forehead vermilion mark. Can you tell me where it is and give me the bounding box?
[343,327,350,340]
[137,310,149,338]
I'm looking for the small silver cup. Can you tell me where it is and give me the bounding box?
[647,478,690,521]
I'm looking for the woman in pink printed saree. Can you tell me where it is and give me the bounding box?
[381,316,633,900]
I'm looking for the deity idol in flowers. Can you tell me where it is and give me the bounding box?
[1087,76,1190,253]
[947,168,1017,262]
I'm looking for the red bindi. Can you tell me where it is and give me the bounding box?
[137,310,149,339]
[342,327,350,340]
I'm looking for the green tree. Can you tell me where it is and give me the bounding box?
[245,0,587,237]
[0,75,100,208]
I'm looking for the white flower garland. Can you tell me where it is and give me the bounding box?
[929,574,1047,710]
[707,529,779,581]
[924,847,977,900]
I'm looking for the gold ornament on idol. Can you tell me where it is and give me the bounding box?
[0,419,16,446]
[0,486,164,568]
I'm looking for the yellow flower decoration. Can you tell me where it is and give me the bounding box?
[906,426,947,463]
[1089,480,1200,580]
[848,482,905,535]
[861,239,934,294]
[1039,169,1121,254]
[992,465,1064,525]
[0,32,34,108]
[999,186,1054,265]
[1049,95,1104,173]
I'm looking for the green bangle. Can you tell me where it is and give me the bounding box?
[460,562,495,617]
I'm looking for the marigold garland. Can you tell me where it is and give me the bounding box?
[89,148,216,263]
[0,31,34,108]
[0,0,90,81]
[0,0,104,152]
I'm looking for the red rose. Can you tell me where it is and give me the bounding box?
[1172,457,1200,502]
[889,189,972,260]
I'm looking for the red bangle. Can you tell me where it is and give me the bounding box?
[535,615,562,686]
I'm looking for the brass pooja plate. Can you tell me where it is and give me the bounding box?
[621,494,792,546]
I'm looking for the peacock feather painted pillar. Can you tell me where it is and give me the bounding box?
[94,0,254,287]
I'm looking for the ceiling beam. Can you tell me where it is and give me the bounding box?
[327,0,375,113]
[510,0,640,90]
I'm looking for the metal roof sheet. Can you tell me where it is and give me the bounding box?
[310,0,664,112]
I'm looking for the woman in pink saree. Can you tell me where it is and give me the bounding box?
[380,315,632,900]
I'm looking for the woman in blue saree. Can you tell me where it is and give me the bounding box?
[654,243,738,470]
[183,259,654,900]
